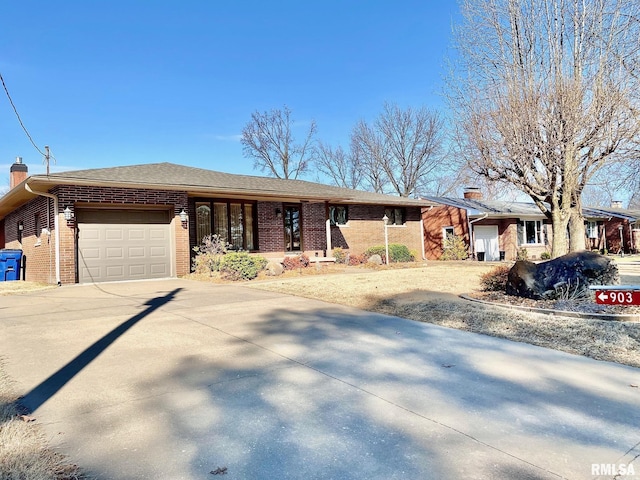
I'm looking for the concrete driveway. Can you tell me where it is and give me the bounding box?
[1,279,639,480]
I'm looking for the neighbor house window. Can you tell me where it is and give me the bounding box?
[519,220,543,245]
[442,226,455,245]
[384,207,406,225]
[195,200,257,250]
[586,221,598,239]
[329,206,348,226]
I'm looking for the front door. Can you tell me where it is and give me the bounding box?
[284,205,301,252]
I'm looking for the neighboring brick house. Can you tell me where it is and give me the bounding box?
[0,160,428,285]
[583,205,640,255]
[422,188,552,261]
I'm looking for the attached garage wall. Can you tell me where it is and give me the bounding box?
[53,185,190,285]
[76,209,172,283]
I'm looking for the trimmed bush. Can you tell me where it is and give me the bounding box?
[219,252,267,281]
[282,253,310,270]
[364,244,414,263]
[347,253,367,265]
[540,251,551,260]
[480,265,512,291]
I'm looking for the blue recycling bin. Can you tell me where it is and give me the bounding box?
[0,249,23,281]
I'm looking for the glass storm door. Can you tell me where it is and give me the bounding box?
[284,205,301,252]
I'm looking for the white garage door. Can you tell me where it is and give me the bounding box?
[77,209,172,283]
[474,225,500,261]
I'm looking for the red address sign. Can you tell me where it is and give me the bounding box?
[594,290,640,305]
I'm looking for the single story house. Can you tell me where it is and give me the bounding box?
[422,188,551,261]
[583,205,640,254]
[0,160,430,285]
[423,189,640,261]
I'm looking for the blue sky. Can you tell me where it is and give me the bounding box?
[0,1,460,187]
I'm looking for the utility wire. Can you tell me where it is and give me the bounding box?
[0,71,46,157]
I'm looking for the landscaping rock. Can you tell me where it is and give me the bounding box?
[506,251,619,300]
[367,254,383,265]
[265,261,284,276]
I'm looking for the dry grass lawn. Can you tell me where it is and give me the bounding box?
[250,261,640,368]
[0,359,82,480]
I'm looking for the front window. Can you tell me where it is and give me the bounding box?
[384,207,406,226]
[520,220,543,245]
[329,206,348,226]
[195,200,257,250]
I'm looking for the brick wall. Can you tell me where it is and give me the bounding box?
[4,196,59,283]
[422,205,469,260]
[331,205,423,257]
[4,185,190,284]
[301,202,327,255]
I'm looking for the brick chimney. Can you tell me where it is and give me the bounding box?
[10,157,28,188]
[463,187,482,200]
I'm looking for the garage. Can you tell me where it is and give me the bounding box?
[76,209,172,283]
[473,225,500,261]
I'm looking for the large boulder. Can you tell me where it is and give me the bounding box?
[506,251,619,299]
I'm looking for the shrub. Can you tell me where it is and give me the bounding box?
[332,247,346,264]
[440,234,468,260]
[219,252,267,281]
[480,265,512,291]
[389,244,414,262]
[364,245,386,259]
[348,253,367,265]
[540,251,551,260]
[282,253,310,270]
[364,244,414,263]
[516,247,528,261]
[192,234,231,274]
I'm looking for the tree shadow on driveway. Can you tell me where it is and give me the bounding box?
[19,288,182,413]
[72,294,640,479]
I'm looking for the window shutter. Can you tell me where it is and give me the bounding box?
[517,221,524,245]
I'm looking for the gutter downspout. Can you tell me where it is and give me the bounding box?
[468,212,489,260]
[421,205,433,260]
[25,181,61,285]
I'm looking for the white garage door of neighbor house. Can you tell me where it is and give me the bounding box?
[474,225,500,261]
[77,209,172,283]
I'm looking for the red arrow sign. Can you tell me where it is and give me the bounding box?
[595,290,640,305]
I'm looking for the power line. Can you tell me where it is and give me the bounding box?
[0,71,46,157]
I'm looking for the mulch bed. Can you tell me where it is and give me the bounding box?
[469,291,640,317]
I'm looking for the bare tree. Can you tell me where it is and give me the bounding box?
[351,103,445,197]
[450,0,640,257]
[241,106,317,179]
[313,142,363,189]
[349,119,391,194]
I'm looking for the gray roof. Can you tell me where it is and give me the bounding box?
[425,195,640,221]
[423,196,545,218]
[582,206,640,221]
[0,162,429,219]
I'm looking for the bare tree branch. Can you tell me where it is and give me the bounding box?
[241,106,317,179]
[449,0,640,257]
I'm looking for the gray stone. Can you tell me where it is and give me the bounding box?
[367,254,383,265]
[506,251,619,299]
[265,261,284,276]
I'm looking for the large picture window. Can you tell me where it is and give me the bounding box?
[195,200,257,250]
